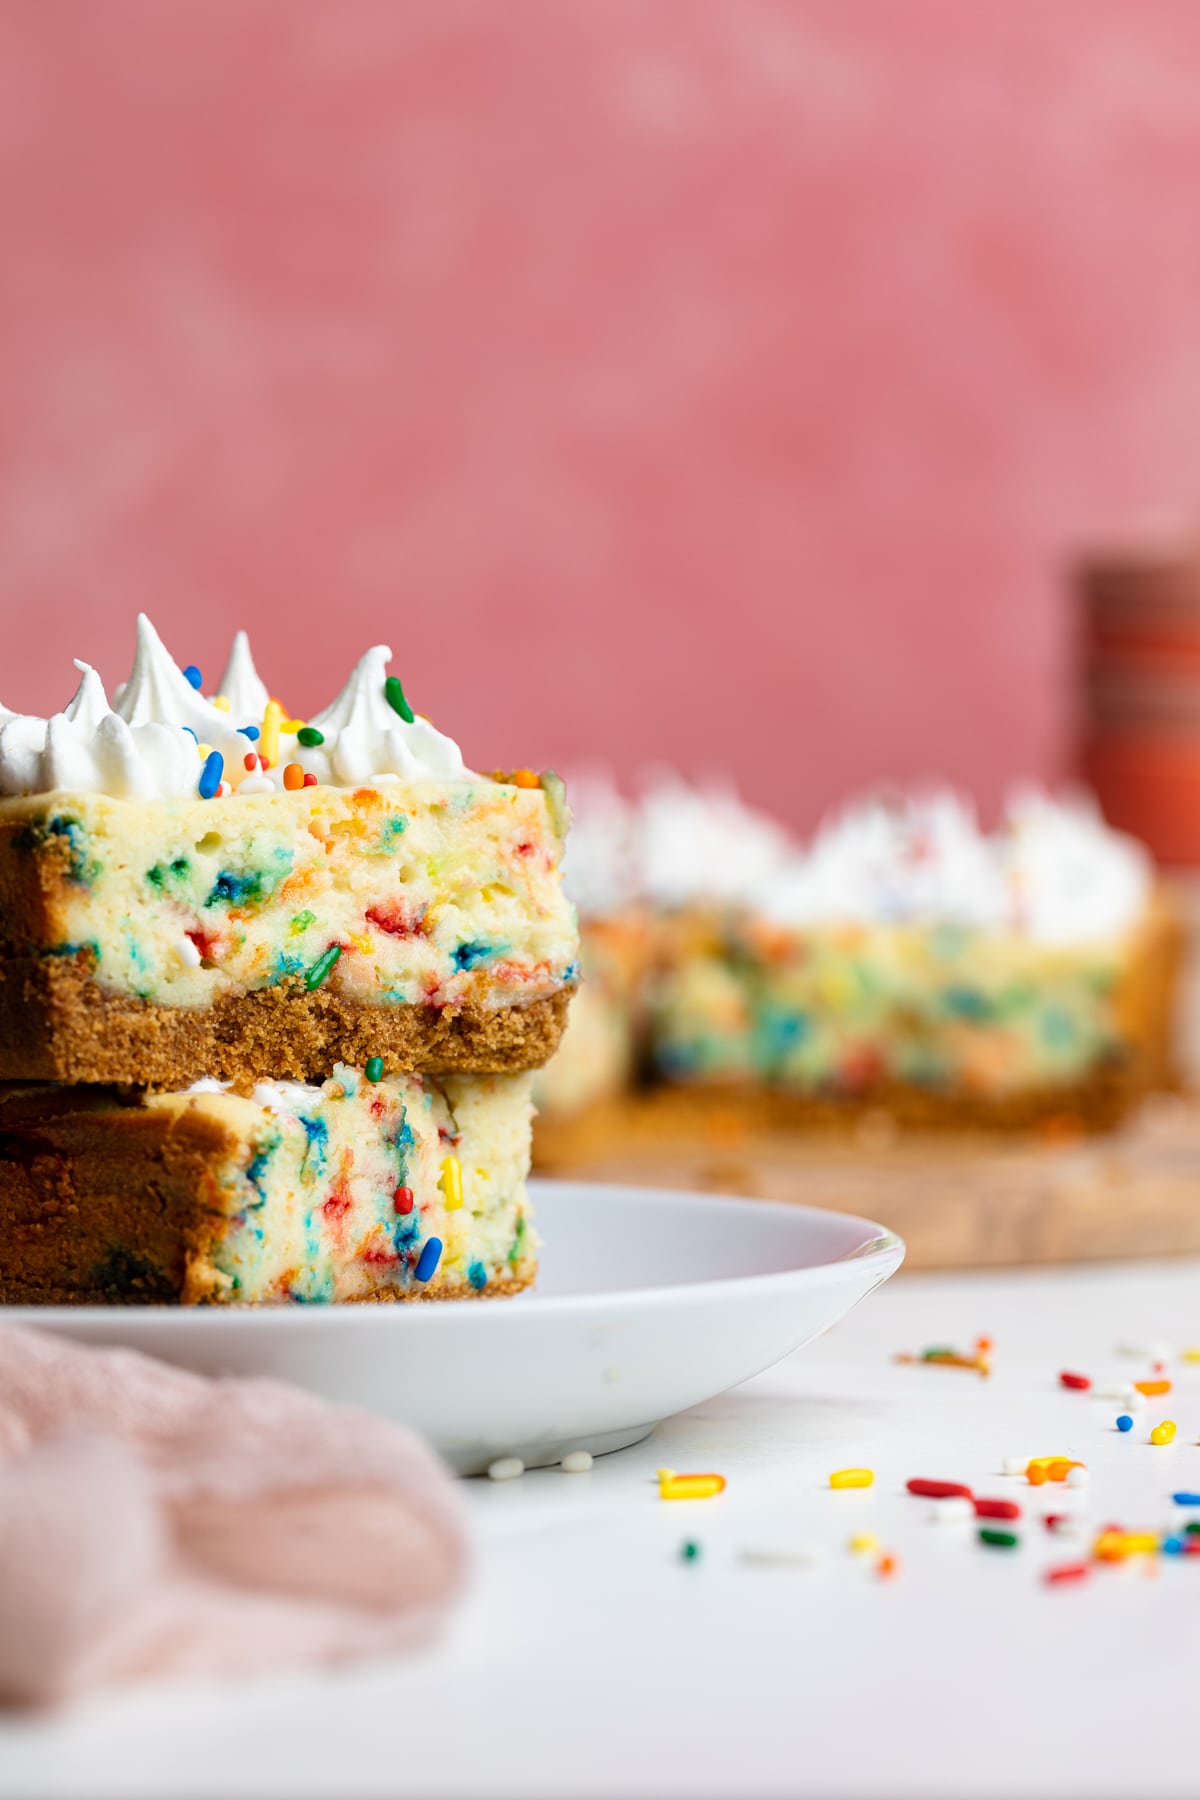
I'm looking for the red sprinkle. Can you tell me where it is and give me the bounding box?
[1044,1513,1071,1531]
[303,772,318,787]
[975,1498,1021,1520]
[393,1186,415,1215]
[1044,1562,1090,1586]
[1059,1371,1091,1391]
[906,1479,974,1500]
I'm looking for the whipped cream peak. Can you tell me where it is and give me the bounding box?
[634,772,796,910]
[559,768,641,917]
[1001,786,1151,945]
[64,661,111,733]
[301,646,467,785]
[113,614,252,767]
[217,630,270,723]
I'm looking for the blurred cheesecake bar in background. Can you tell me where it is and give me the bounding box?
[0,1068,536,1305]
[0,617,577,1087]
[535,777,1179,1155]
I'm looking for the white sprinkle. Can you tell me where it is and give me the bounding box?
[929,1497,975,1524]
[1118,1342,1170,1362]
[739,1546,826,1569]
[1002,1456,1032,1476]
[561,1450,593,1474]
[487,1457,525,1482]
[1126,1390,1147,1411]
[176,935,202,968]
[1065,1466,1090,1488]
[1049,1515,1086,1537]
[1094,1385,1137,1402]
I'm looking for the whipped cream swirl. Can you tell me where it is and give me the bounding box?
[0,616,470,800]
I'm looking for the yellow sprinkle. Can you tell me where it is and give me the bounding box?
[211,694,231,712]
[1151,1420,1177,1446]
[282,718,305,733]
[260,698,283,767]
[348,932,374,955]
[196,742,212,759]
[1182,1348,1200,1363]
[656,1468,676,1482]
[1096,1530,1160,1561]
[848,1533,878,1553]
[658,1473,726,1501]
[438,1155,464,1211]
[830,1468,874,1490]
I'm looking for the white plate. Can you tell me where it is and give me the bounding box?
[7,1182,904,1474]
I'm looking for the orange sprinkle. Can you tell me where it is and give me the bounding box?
[877,1552,899,1579]
[511,768,541,789]
[283,762,305,791]
[1134,1379,1171,1396]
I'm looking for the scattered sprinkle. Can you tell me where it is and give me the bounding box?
[297,725,324,747]
[1117,1415,1134,1433]
[979,1527,1020,1549]
[679,1540,702,1562]
[829,1467,874,1489]
[877,1552,900,1579]
[975,1498,1021,1520]
[1162,1535,1186,1555]
[283,762,305,790]
[365,1055,385,1083]
[1151,1421,1177,1446]
[487,1456,524,1482]
[1059,1371,1091,1391]
[1182,1348,1200,1364]
[929,1497,974,1524]
[393,1186,414,1215]
[304,944,342,990]
[561,1451,593,1474]
[1135,1379,1172,1396]
[197,750,223,800]
[413,1236,442,1283]
[511,768,541,789]
[1119,1342,1170,1361]
[848,1533,878,1553]
[1066,1466,1090,1488]
[1044,1562,1090,1586]
[658,1472,727,1501]
[241,724,260,740]
[303,772,318,787]
[907,1478,973,1500]
[1171,1491,1200,1506]
[1002,1455,1032,1476]
[384,675,415,723]
[182,664,203,689]
[739,1547,824,1569]
[176,935,202,969]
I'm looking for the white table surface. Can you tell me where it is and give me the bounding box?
[4,1256,1200,1800]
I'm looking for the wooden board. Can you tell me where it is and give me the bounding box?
[533,1093,1200,1270]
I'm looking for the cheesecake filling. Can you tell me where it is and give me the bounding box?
[160,1067,537,1303]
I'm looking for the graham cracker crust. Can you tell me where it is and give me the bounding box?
[0,953,572,1087]
[0,1084,537,1306]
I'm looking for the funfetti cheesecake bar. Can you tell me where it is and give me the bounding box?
[0,618,578,1087]
[647,789,1180,1129]
[0,1067,537,1305]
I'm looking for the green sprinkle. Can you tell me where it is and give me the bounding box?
[384,675,415,724]
[296,726,324,747]
[680,1540,702,1562]
[979,1527,1019,1549]
[1186,1522,1200,1537]
[289,909,316,936]
[365,1055,384,1083]
[304,944,342,990]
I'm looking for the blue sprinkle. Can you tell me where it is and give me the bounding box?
[183,664,203,690]
[1171,1491,1200,1506]
[467,1259,488,1292]
[414,1237,442,1283]
[198,750,224,799]
[1163,1535,1186,1555]
[241,724,260,740]
[180,725,198,742]
[1116,1414,1134,1432]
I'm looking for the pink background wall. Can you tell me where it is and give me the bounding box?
[5,2,1200,827]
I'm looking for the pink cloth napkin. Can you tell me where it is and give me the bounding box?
[0,1323,469,1708]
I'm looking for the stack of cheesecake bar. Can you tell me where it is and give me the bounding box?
[0,618,577,1304]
